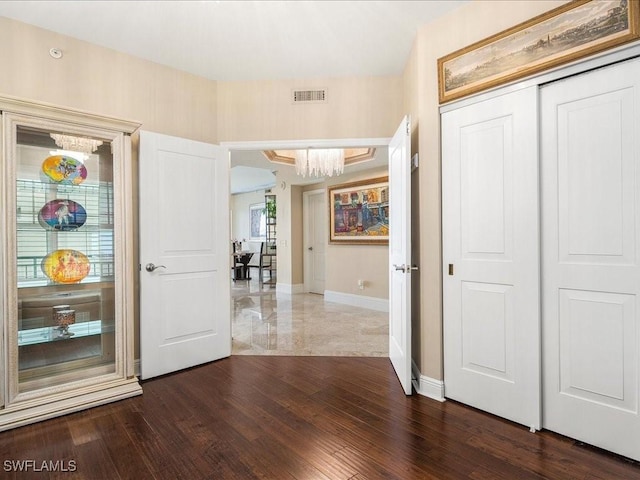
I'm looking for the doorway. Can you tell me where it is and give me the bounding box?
[227,139,390,357]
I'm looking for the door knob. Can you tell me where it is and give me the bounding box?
[393,264,406,272]
[145,263,167,272]
[308,246,313,251]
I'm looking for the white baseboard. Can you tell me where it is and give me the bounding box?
[324,290,389,312]
[412,359,445,402]
[276,283,304,295]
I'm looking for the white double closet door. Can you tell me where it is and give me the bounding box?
[443,58,640,461]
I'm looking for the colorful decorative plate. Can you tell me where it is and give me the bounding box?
[41,155,87,185]
[41,249,91,284]
[38,199,87,231]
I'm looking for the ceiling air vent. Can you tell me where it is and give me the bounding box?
[292,89,327,104]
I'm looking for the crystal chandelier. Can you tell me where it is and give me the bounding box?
[294,148,345,178]
[50,133,103,155]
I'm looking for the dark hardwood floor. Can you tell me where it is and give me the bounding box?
[0,356,639,479]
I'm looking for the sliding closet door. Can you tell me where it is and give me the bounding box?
[442,86,540,429]
[541,59,640,461]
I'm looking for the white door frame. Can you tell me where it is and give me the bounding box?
[303,188,326,294]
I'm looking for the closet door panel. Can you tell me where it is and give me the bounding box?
[460,116,513,261]
[443,86,540,430]
[557,87,635,265]
[558,289,636,413]
[542,58,640,462]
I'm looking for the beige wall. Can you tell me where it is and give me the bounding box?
[406,0,570,380]
[0,17,218,143]
[217,77,403,142]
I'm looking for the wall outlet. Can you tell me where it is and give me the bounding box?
[357,279,365,290]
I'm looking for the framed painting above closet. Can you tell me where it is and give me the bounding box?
[438,0,640,103]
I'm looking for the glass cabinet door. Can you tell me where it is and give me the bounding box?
[7,119,123,397]
[0,97,140,430]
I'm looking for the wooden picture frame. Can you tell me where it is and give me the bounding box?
[438,0,640,103]
[328,176,389,245]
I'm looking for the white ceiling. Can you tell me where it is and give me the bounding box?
[0,1,467,82]
[0,0,465,193]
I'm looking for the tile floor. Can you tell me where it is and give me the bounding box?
[231,277,388,356]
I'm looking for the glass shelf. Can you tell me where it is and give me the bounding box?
[18,320,114,347]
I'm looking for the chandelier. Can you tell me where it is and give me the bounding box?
[50,133,103,155]
[294,148,345,178]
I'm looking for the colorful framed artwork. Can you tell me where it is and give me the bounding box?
[329,176,389,245]
[438,0,640,103]
[249,202,266,241]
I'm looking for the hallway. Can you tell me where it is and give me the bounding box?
[231,278,388,356]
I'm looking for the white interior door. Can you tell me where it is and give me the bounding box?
[541,59,640,461]
[303,189,326,294]
[139,131,230,380]
[442,87,541,429]
[389,115,412,395]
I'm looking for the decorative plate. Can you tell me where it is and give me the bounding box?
[41,249,91,284]
[38,199,87,231]
[41,155,87,185]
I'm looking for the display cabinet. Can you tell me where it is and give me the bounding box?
[0,95,142,430]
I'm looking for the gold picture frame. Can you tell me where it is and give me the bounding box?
[328,176,389,245]
[438,0,640,104]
